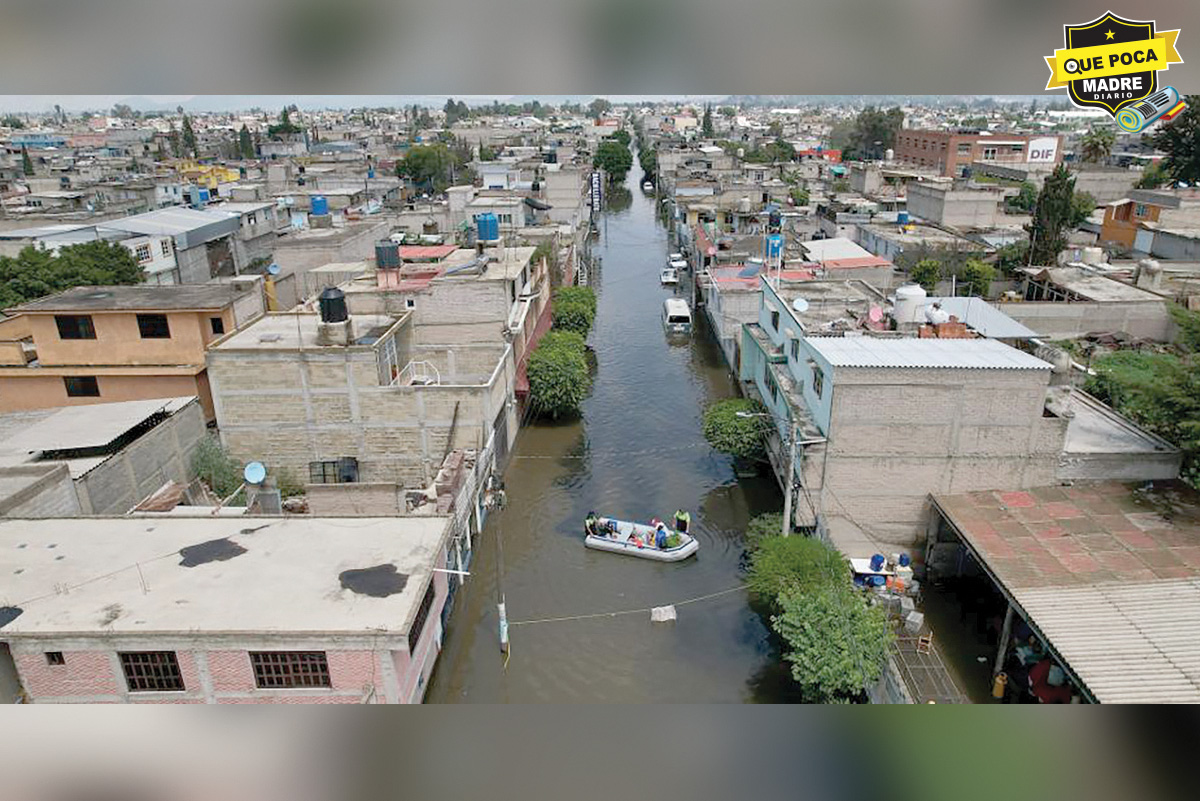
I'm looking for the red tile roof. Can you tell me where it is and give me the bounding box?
[398,245,457,260]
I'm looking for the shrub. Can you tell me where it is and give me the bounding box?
[702,398,767,461]
[527,338,591,419]
[555,286,597,314]
[744,512,784,552]
[552,298,596,337]
[746,534,849,603]
[191,436,243,498]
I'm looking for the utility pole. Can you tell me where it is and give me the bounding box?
[781,424,798,538]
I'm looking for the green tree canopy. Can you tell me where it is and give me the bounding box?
[774,584,893,702]
[1009,181,1038,213]
[593,140,633,184]
[607,129,631,147]
[0,242,144,309]
[747,534,848,602]
[1025,164,1079,265]
[702,104,714,137]
[396,143,467,192]
[551,290,597,337]
[1079,127,1116,163]
[1151,95,1200,185]
[588,98,612,119]
[840,106,904,160]
[21,146,34,176]
[238,124,255,160]
[2,115,25,129]
[702,398,767,461]
[1136,161,1169,189]
[527,334,592,419]
[267,106,302,138]
[955,259,996,298]
[638,145,657,177]
[909,258,942,291]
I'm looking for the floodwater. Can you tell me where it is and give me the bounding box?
[425,164,798,702]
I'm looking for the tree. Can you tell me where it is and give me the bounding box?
[1009,181,1038,213]
[1136,161,1169,189]
[593,140,633,184]
[191,436,243,498]
[588,98,612,119]
[111,103,135,119]
[1079,127,1116,164]
[181,114,198,157]
[1025,164,1079,265]
[638,145,657,177]
[1151,95,1200,185]
[702,104,714,137]
[527,332,591,419]
[478,144,496,161]
[955,259,995,298]
[767,120,783,138]
[747,534,848,601]
[396,144,463,192]
[909,258,942,291]
[168,124,182,158]
[719,106,737,118]
[20,146,34,176]
[267,106,301,138]
[994,241,1030,275]
[773,584,893,702]
[841,106,904,160]
[238,124,255,160]
[607,129,631,147]
[702,398,767,461]
[744,512,784,552]
[1070,190,1097,228]
[2,115,24,129]
[0,242,144,309]
[551,287,597,337]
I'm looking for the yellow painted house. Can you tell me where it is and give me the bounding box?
[175,160,241,189]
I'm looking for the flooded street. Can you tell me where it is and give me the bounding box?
[427,165,798,702]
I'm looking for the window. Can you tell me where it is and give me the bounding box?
[160,239,172,257]
[1135,204,1148,217]
[246,212,257,226]
[55,315,96,340]
[1011,144,1024,154]
[309,458,358,484]
[134,243,152,263]
[119,651,184,692]
[982,147,997,161]
[790,339,800,360]
[210,316,225,335]
[64,376,100,397]
[137,313,171,339]
[811,364,825,398]
[249,652,331,689]
[408,580,437,653]
[45,652,65,666]
[405,298,416,309]
[770,310,780,331]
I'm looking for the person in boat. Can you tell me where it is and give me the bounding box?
[655,523,669,549]
[674,510,690,534]
[585,511,599,536]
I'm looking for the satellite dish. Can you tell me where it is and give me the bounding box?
[267,263,281,276]
[791,297,810,313]
[868,305,884,323]
[243,461,267,485]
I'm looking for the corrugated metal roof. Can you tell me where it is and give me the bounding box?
[805,336,1051,370]
[1016,579,1200,703]
[926,297,1039,339]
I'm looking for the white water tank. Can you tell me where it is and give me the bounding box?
[1136,258,1163,290]
[884,148,895,162]
[737,147,745,158]
[738,196,751,213]
[1081,246,1104,266]
[894,283,928,324]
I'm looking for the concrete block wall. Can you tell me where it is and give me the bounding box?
[1000,300,1173,342]
[0,465,81,518]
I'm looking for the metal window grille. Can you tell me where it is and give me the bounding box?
[249,652,331,688]
[408,581,437,653]
[119,651,184,692]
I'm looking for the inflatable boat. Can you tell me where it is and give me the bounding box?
[584,517,699,562]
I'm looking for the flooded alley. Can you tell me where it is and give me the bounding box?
[426,163,798,702]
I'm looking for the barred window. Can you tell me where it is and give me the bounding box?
[408,580,437,653]
[250,652,331,689]
[119,651,184,692]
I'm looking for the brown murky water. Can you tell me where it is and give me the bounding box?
[426,167,799,702]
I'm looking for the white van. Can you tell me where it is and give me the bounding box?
[662,298,692,335]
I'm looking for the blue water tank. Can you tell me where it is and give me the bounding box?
[897,211,910,225]
[311,195,329,216]
[197,188,210,205]
[477,212,499,242]
[766,234,784,261]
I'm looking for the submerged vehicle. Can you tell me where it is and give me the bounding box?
[660,266,678,285]
[662,298,692,335]
[642,181,654,191]
[584,516,699,562]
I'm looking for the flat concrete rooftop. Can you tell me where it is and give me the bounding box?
[211,312,404,351]
[0,515,451,637]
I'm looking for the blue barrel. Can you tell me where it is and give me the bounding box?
[197,188,210,204]
[477,212,499,242]
[898,553,911,568]
[870,575,886,587]
[311,195,328,216]
[897,211,909,225]
[870,553,885,572]
[766,234,783,261]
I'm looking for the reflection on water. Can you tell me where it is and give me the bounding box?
[425,169,787,702]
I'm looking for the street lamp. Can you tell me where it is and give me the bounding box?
[736,409,823,538]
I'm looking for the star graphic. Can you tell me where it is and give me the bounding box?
[1105,30,1115,40]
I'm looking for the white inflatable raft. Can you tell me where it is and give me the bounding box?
[584,517,699,562]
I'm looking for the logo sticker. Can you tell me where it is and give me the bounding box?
[1045,11,1184,131]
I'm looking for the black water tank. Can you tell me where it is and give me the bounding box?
[375,239,400,269]
[318,287,348,323]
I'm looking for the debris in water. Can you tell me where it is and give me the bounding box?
[650,605,677,623]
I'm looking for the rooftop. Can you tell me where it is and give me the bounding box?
[1059,389,1180,458]
[5,283,252,314]
[924,296,1038,339]
[804,335,1051,370]
[0,515,451,638]
[932,481,1200,703]
[211,312,404,351]
[1019,266,1165,302]
[0,396,196,478]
